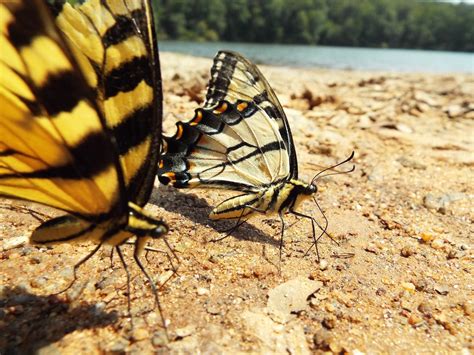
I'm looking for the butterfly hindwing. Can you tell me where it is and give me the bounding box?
[159,51,296,191]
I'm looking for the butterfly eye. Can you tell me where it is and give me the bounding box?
[306,184,317,195]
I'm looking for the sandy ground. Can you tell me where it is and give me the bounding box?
[0,52,473,354]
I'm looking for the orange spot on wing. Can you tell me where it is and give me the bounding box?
[237,102,248,111]
[190,110,203,126]
[159,160,164,169]
[163,172,176,183]
[213,102,228,114]
[176,124,184,139]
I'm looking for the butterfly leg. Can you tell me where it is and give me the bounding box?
[278,212,286,267]
[212,204,267,242]
[290,209,338,262]
[144,238,181,278]
[133,243,169,342]
[212,208,248,242]
[115,246,134,330]
[52,243,103,296]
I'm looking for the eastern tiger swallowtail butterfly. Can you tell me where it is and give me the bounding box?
[0,0,169,330]
[158,51,354,260]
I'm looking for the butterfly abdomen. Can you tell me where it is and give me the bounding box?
[209,180,313,220]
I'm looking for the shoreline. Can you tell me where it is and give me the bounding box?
[159,41,474,74]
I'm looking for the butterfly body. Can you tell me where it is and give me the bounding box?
[209,179,316,220]
[158,51,354,257]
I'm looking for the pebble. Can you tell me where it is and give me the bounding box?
[313,329,332,350]
[408,314,423,326]
[397,157,426,170]
[322,315,336,329]
[267,277,322,323]
[2,235,29,251]
[423,192,469,212]
[420,232,434,243]
[319,259,328,271]
[400,245,416,257]
[132,327,150,341]
[196,287,209,296]
[401,282,416,293]
[434,284,449,295]
[152,331,168,346]
[30,276,48,288]
[206,302,221,315]
[107,339,129,354]
[431,239,445,250]
[174,325,195,339]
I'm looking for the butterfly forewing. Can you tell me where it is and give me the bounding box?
[53,0,163,206]
[0,0,125,218]
[159,51,295,190]
[206,51,298,178]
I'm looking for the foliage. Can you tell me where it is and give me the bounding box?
[153,0,474,51]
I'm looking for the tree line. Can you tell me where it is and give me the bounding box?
[154,0,474,52]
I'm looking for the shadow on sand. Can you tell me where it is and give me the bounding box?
[150,186,280,248]
[0,286,118,354]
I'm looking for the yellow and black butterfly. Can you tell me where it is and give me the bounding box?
[158,51,354,259]
[0,0,168,327]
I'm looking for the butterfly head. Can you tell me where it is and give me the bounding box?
[127,203,169,238]
[304,183,318,195]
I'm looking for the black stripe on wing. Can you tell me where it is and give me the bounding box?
[205,51,298,179]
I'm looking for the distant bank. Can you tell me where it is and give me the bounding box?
[160,41,474,74]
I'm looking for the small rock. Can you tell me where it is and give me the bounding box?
[322,316,336,329]
[313,329,332,350]
[319,259,328,271]
[364,243,378,254]
[423,192,469,212]
[206,302,221,315]
[431,239,444,250]
[152,330,168,346]
[106,339,129,354]
[30,276,48,288]
[401,245,416,257]
[419,232,434,243]
[2,235,29,251]
[197,287,209,296]
[408,314,423,326]
[397,157,426,170]
[401,282,416,293]
[434,284,449,295]
[267,277,322,323]
[418,302,433,315]
[132,327,150,341]
[174,325,195,339]
[445,104,466,118]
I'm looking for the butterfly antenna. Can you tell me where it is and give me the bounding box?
[311,151,355,185]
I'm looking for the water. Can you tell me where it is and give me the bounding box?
[161,41,474,74]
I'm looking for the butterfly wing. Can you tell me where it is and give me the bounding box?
[158,51,297,192]
[0,0,126,220]
[52,0,163,206]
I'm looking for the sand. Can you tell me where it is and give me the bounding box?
[0,52,473,354]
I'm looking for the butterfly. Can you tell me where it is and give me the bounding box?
[157,51,354,260]
[0,0,169,329]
